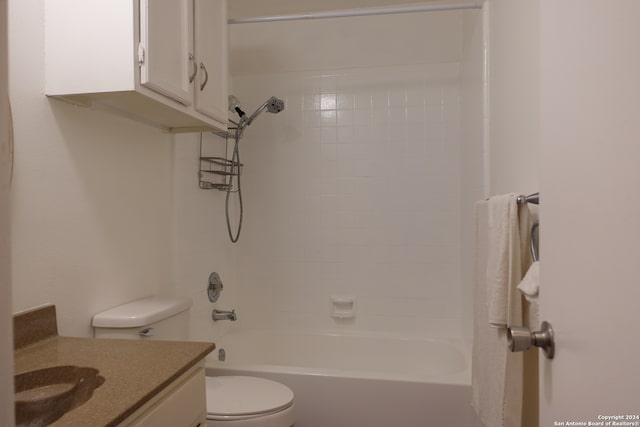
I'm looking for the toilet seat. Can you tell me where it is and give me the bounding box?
[205,376,294,421]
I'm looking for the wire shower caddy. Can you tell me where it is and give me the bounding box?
[198,121,242,191]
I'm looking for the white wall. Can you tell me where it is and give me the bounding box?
[487,0,540,196]
[459,8,485,350]
[230,11,463,75]
[9,0,174,337]
[171,132,239,343]
[0,0,14,423]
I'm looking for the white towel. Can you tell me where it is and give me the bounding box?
[518,261,540,302]
[486,194,531,327]
[472,198,533,427]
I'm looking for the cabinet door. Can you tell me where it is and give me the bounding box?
[193,0,228,123]
[128,369,206,427]
[140,0,194,106]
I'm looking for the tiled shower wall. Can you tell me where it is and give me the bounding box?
[231,62,463,338]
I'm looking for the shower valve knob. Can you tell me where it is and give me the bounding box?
[207,272,223,303]
[507,321,555,359]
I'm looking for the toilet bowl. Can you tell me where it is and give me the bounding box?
[91,297,296,427]
[206,376,295,427]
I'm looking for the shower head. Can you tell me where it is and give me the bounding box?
[242,96,285,127]
[265,96,285,114]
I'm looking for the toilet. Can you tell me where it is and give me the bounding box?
[205,376,294,427]
[92,296,295,427]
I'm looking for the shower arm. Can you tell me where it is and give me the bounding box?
[242,100,271,127]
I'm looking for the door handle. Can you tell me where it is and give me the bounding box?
[507,321,555,359]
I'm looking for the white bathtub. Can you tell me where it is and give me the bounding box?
[206,330,481,427]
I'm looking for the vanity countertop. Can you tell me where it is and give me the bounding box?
[14,304,215,426]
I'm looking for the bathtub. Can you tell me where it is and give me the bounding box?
[206,329,481,427]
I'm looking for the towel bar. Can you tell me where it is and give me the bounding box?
[516,193,540,261]
[517,192,539,205]
[530,221,539,262]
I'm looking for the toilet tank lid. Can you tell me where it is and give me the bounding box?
[92,296,192,328]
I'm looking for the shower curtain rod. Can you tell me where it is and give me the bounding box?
[228,1,484,24]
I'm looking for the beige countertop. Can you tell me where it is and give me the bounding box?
[14,305,215,427]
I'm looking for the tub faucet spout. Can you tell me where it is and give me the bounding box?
[212,309,237,321]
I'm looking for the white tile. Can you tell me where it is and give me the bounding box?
[406,86,426,107]
[353,125,373,144]
[337,109,354,127]
[353,109,371,126]
[336,126,354,144]
[404,123,426,142]
[320,110,337,127]
[303,126,322,144]
[320,93,337,110]
[320,143,337,162]
[371,108,388,124]
[388,89,407,107]
[221,60,466,338]
[337,93,355,110]
[303,110,322,127]
[424,85,444,105]
[388,107,407,123]
[303,94,321,111]
[354,92,372,110]
[371,89,389,109]
[406,105,426,123]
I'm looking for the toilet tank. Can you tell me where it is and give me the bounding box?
[92,296,192,341]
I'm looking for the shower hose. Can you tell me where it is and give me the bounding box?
[225,126,244,243]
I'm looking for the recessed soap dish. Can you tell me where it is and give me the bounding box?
[331,296,356,319]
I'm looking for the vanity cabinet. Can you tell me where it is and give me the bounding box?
[45,0,228,133]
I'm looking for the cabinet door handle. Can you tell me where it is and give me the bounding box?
[199,62,209,91]
[188,53,197,83]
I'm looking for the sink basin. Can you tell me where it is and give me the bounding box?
[15,365,105,427]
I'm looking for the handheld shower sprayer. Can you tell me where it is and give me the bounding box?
[223,95,285,243]
[228,95,285,129]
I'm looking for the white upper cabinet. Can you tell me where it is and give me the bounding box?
[194,0,228,124]
[140,0,194,107]
[45,0,228,133]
